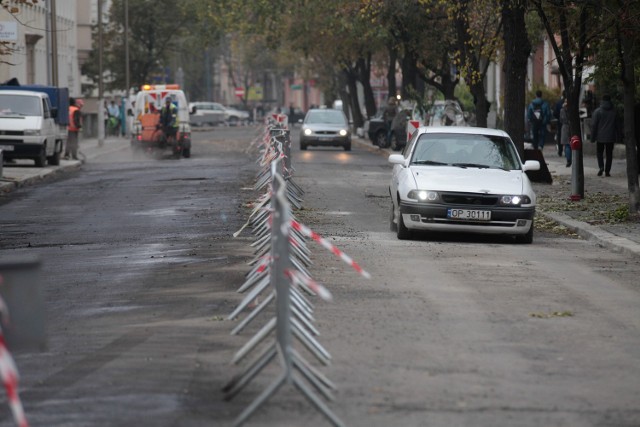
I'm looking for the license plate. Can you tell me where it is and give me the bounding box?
[0,145,14,151]
[447,208,491,221]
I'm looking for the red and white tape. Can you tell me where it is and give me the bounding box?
[286,270,332,301]
[289,219,371,279]
[0,294,28,427]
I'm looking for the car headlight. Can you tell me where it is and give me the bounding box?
[407,190,439,202]
[498,195,531,206]
[23,129,41,136]
[339,129,347,136]
[303,128,312,136]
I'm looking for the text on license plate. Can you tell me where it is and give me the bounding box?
[0,145,14,151]
[447,208,491,221]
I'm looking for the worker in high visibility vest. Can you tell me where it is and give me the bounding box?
[159,97,179,142]
[66,98,83,160]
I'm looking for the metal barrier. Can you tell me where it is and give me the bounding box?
[0,257,42,427]
[225,121,369,426]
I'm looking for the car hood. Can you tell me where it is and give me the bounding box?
[0,115,42,131]
[410,166,525,194]
[303,123,348,131]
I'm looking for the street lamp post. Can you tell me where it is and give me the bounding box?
[124,0,130,136]
[98,0,105,147]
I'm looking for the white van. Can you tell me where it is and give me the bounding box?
[0,90,65,166]
[130,84,192,157]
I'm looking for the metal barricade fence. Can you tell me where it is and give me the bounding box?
[225,121,369,426]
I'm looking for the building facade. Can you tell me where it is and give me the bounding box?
[0,1,81,96]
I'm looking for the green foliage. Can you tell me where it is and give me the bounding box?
[454,82,474,112]
[526,85,561,106]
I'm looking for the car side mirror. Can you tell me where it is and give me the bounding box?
[388,154,407,166]
[523,160,540,171]
[50,107,58,119]
[190,106,197,115]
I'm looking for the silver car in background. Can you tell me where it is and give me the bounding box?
[300,108,351,151]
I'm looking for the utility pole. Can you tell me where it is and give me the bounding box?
[50,0,58,86]
[124,0,130,136]
[98,0,105,147]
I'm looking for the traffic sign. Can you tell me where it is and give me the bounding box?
[234,87,245,97]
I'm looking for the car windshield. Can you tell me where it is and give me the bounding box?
[0,94,40,116]
[410,133,521,171]
[305,110,346,125]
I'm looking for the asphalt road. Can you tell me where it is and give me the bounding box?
[0,126,638,426]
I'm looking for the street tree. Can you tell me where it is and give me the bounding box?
[446,0,503,128]
[532,0,604,200]
[501,0,531,154]
[591,0,640,216]
[82,0,193,95]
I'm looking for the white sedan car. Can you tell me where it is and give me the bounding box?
[388,126,540,243]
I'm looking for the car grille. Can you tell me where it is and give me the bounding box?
[0,130,23,136]
[440,192,499,206]
[315,130,338,135]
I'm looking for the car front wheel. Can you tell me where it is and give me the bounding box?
[34,146,47,167]
[389,202,397,232]
[395,203,411,240]
[515,219,534,244]
[374,131,387,148]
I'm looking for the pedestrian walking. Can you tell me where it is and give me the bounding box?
[559,99,571,167]
[107,99,120,137]
[65,98,83,160]
[527,90,552,150]
[590,95,620,177]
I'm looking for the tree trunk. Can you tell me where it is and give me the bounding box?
[357,55,377,119]
[345,67,364,129]
[501,1,531,155]
[401,50,418,99]
[386,45,397,104]
[621,32,640,215]
[471,82,489,128]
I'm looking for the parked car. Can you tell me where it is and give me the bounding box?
[0,89,66,166]
[299,108,351,151]
[188,102,226,126]
[364,112,387,147]
[223,104,250,126]
[426,100,468,126]
[189,102,250,126]
[388,126,540,243]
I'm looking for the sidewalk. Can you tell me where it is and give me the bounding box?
[534,143,640,257]
[354,136,640,257]
[0,136,130,194]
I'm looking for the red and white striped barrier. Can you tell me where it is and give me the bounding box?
[0,293,28,427]
[289,219,371,279]
[286,270,332,302]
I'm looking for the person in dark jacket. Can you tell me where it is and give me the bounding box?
[590,95,619,177]
[527,90,552,150]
